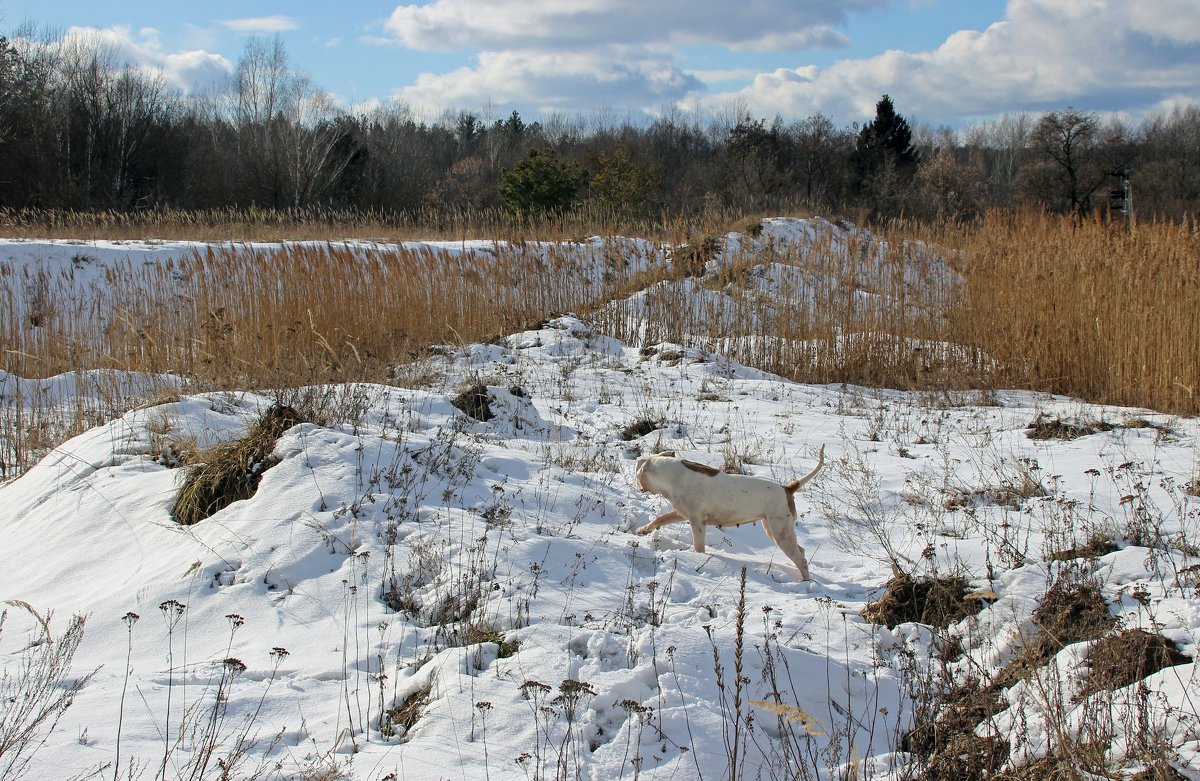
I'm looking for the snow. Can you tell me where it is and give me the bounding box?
[2,220,1199,779]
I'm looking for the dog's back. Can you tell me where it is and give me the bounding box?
[637,455,794,525]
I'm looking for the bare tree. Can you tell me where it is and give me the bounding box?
[1137,105,1200,216]
[1028,108,1107,214]
[792,113,851,210]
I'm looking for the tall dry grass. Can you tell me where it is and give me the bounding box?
[2,210,1197,476]
[0,205,689,243]
[0,205,519,243]
[595,220,969,389]
[945,212,1200,414]
[0,239,668,388]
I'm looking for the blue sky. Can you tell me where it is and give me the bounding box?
[4,1,1198,128]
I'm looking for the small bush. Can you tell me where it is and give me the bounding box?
[733,217,763,237]
[672,235,722,278]
[172,405,306,525]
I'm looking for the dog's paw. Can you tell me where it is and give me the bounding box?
[635,524,653,535]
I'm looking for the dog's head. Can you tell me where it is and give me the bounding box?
[634,451,677,492]
[634,455,651,492]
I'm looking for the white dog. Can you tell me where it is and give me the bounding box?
[634,446,825,579]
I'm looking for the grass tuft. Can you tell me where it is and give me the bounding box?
[996,575,1111,688]
[171,404,306,525]
[619,414,664,441]
[1026,413,1114,441]
[1080,629,1189,698]
[451,382,494,422]
[861,572,982,629]
[382,685,432,742]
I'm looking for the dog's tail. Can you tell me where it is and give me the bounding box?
[784,445,824,493]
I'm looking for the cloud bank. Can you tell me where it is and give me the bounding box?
[384,0,881,115]
[701,0,1200,122]
[59,26,232,95]
[382,0,1200,124]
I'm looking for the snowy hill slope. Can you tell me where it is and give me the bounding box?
[1,224,1198,780]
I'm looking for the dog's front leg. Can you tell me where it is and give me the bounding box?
[636,509,683,535]
[689,518,706,553]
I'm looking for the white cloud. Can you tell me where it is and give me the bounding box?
[395,48,704,116]
[220,16,301,34]
[56,25,232,94]
[699,0,1200,124]
[382,0,882,117]
[690,68,763,85]
[374,0,1200,125]
[384,0,883,52]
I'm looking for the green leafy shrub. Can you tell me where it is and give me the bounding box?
[499,148,589,217]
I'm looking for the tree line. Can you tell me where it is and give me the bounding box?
[0,29,1197,224]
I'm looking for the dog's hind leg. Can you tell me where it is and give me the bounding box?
[636,509,684,535]
[763,518,810,580]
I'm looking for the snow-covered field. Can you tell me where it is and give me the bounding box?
[2,223,1198,780]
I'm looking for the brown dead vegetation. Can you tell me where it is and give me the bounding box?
[861,572,984,629]
[1080,628,1189,698]
[171,404,306,525]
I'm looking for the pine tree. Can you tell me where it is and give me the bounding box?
[852,95,920,216]
[498,147,588,217]
[855,95,919,173]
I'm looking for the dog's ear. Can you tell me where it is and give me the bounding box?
[656,449,676,458]
[681,459,721,477]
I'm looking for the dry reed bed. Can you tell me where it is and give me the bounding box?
[1,239,665,388]
[595,224,966,387]
[945,213,1200,415]
[2,212,1197,478]
[0,205,676,243]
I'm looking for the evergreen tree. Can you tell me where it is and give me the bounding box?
[589,146,654,220]
[852,94,920,216]
[498,147,588,217]
[855,95,919,172]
